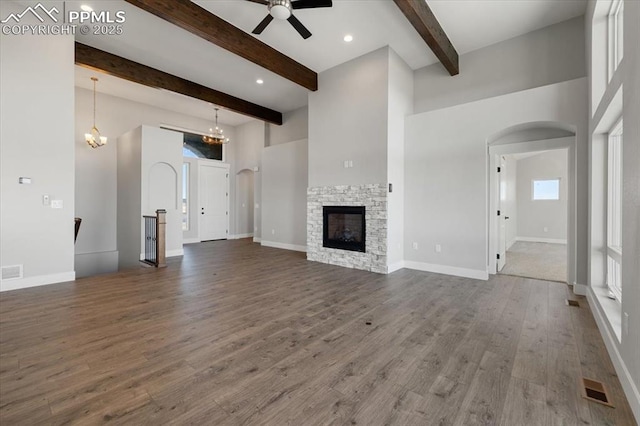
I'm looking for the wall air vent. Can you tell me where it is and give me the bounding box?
[1,265,23,280]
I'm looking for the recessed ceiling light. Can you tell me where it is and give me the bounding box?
[80,4,93,12]
[343,34,353,42]
[256,79,264,85]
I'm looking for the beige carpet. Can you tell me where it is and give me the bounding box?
[499,241,567,282]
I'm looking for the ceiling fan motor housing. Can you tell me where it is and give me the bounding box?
[269,0,292,20]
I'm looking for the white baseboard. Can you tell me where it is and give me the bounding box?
[404,261,489,280]
[166,249,184,258]
[387,261,405,274]
[587,287,640,422]
[229,233,254,240]
[506,238,517,250]
[261,240,307,253]
[1,271,75,292]
[572,282,587,296]
[253,237,262,243]
[183,238,200,245]
[516,236,567,244]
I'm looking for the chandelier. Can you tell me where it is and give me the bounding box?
[84,77,107,149]
[203,107,229,144]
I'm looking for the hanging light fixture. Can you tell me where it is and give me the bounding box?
[85,77,107,149]
[202,107,229,145]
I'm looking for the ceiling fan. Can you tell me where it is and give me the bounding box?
[247,0,333,40]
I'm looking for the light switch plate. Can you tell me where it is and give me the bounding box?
[51,200,63,209]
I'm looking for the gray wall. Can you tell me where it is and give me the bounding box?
[414,16,586,114]
[262,139,309,250]
[308,47,389,187]
[404,78,587,279]
[516,150,568,241]
[267,106,308,147]
[234,120,265,241]
[116,128,142,270]
[387,49,413,267]
[0,9,75,290]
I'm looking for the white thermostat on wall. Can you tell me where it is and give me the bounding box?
[18,177,32,184]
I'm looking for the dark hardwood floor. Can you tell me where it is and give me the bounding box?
[0,239,636,425]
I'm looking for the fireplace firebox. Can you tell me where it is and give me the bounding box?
[323,206,365,252]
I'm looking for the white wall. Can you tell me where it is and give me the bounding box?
[414,16,586,114]
[404,79,587,280]
[234,169,254,237]
[74,87,235,276]
[0,7,75,291]
[516,149,568,241]
[262,139,309,251]
[116,127,142,270]
[387,49,413,269]
[309,47,389,187]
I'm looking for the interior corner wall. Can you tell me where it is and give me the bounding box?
[308,47,390,187]
[262,139,309,251]
[267,106,308,147]
[0,19,75,290]
[404,78,588,280]
[516,150,569,241]
[414,16,586,115]
[387,48,413,269]
[234,120,265,241]
[74,87,230,276]
[116,127,142,270]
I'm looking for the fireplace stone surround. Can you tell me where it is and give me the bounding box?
[307,184,388,274]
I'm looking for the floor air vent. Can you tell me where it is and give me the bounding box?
[566,299,580,307]
[581,378,614,407]
[1,265,23,280]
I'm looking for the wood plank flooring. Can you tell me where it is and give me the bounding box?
[0,239,636,425]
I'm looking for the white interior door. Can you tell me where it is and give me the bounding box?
[199,163,228,241]
[497,156,507,271]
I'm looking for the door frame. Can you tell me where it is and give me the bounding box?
[198,159,230,242]
[488,137,575,286]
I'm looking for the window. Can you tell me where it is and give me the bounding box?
[607,118,623,301]
[532,179,560,200]
[608,0,624,79]
[161,126,224,161]
[182,163,189,231]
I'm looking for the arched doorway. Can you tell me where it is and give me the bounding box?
[487,121,578,290]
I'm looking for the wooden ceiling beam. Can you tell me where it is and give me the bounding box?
[75,42,282,125]
[124,0,318,91]
[393,0,459,76]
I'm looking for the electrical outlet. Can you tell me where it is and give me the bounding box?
[412,242,418,250]
[51,199,63,209]
[435,244,442,253]
[544,227,548,233]
[623,312,629,336]
[271,229,275,235]
[344,160,349,168]
[349,160,353,168]
[42,195,50,206]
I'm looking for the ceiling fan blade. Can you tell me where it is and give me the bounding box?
[287,14,312,39]
[252,14,274,34]
[292,0,332,10]
[246,0,269,5]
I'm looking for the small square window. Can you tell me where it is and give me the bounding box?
[532,179,560,200]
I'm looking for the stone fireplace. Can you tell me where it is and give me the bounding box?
[307,184,387,274]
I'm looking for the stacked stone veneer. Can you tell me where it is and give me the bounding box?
[307,184,388,274]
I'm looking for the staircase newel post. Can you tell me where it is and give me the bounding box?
[156,209,167,268]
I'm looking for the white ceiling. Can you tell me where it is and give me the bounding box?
[72,0,587,126]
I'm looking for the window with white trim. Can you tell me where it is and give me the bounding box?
[532,179,560,200]
[608,0,624,80]
[607,118,623,301]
